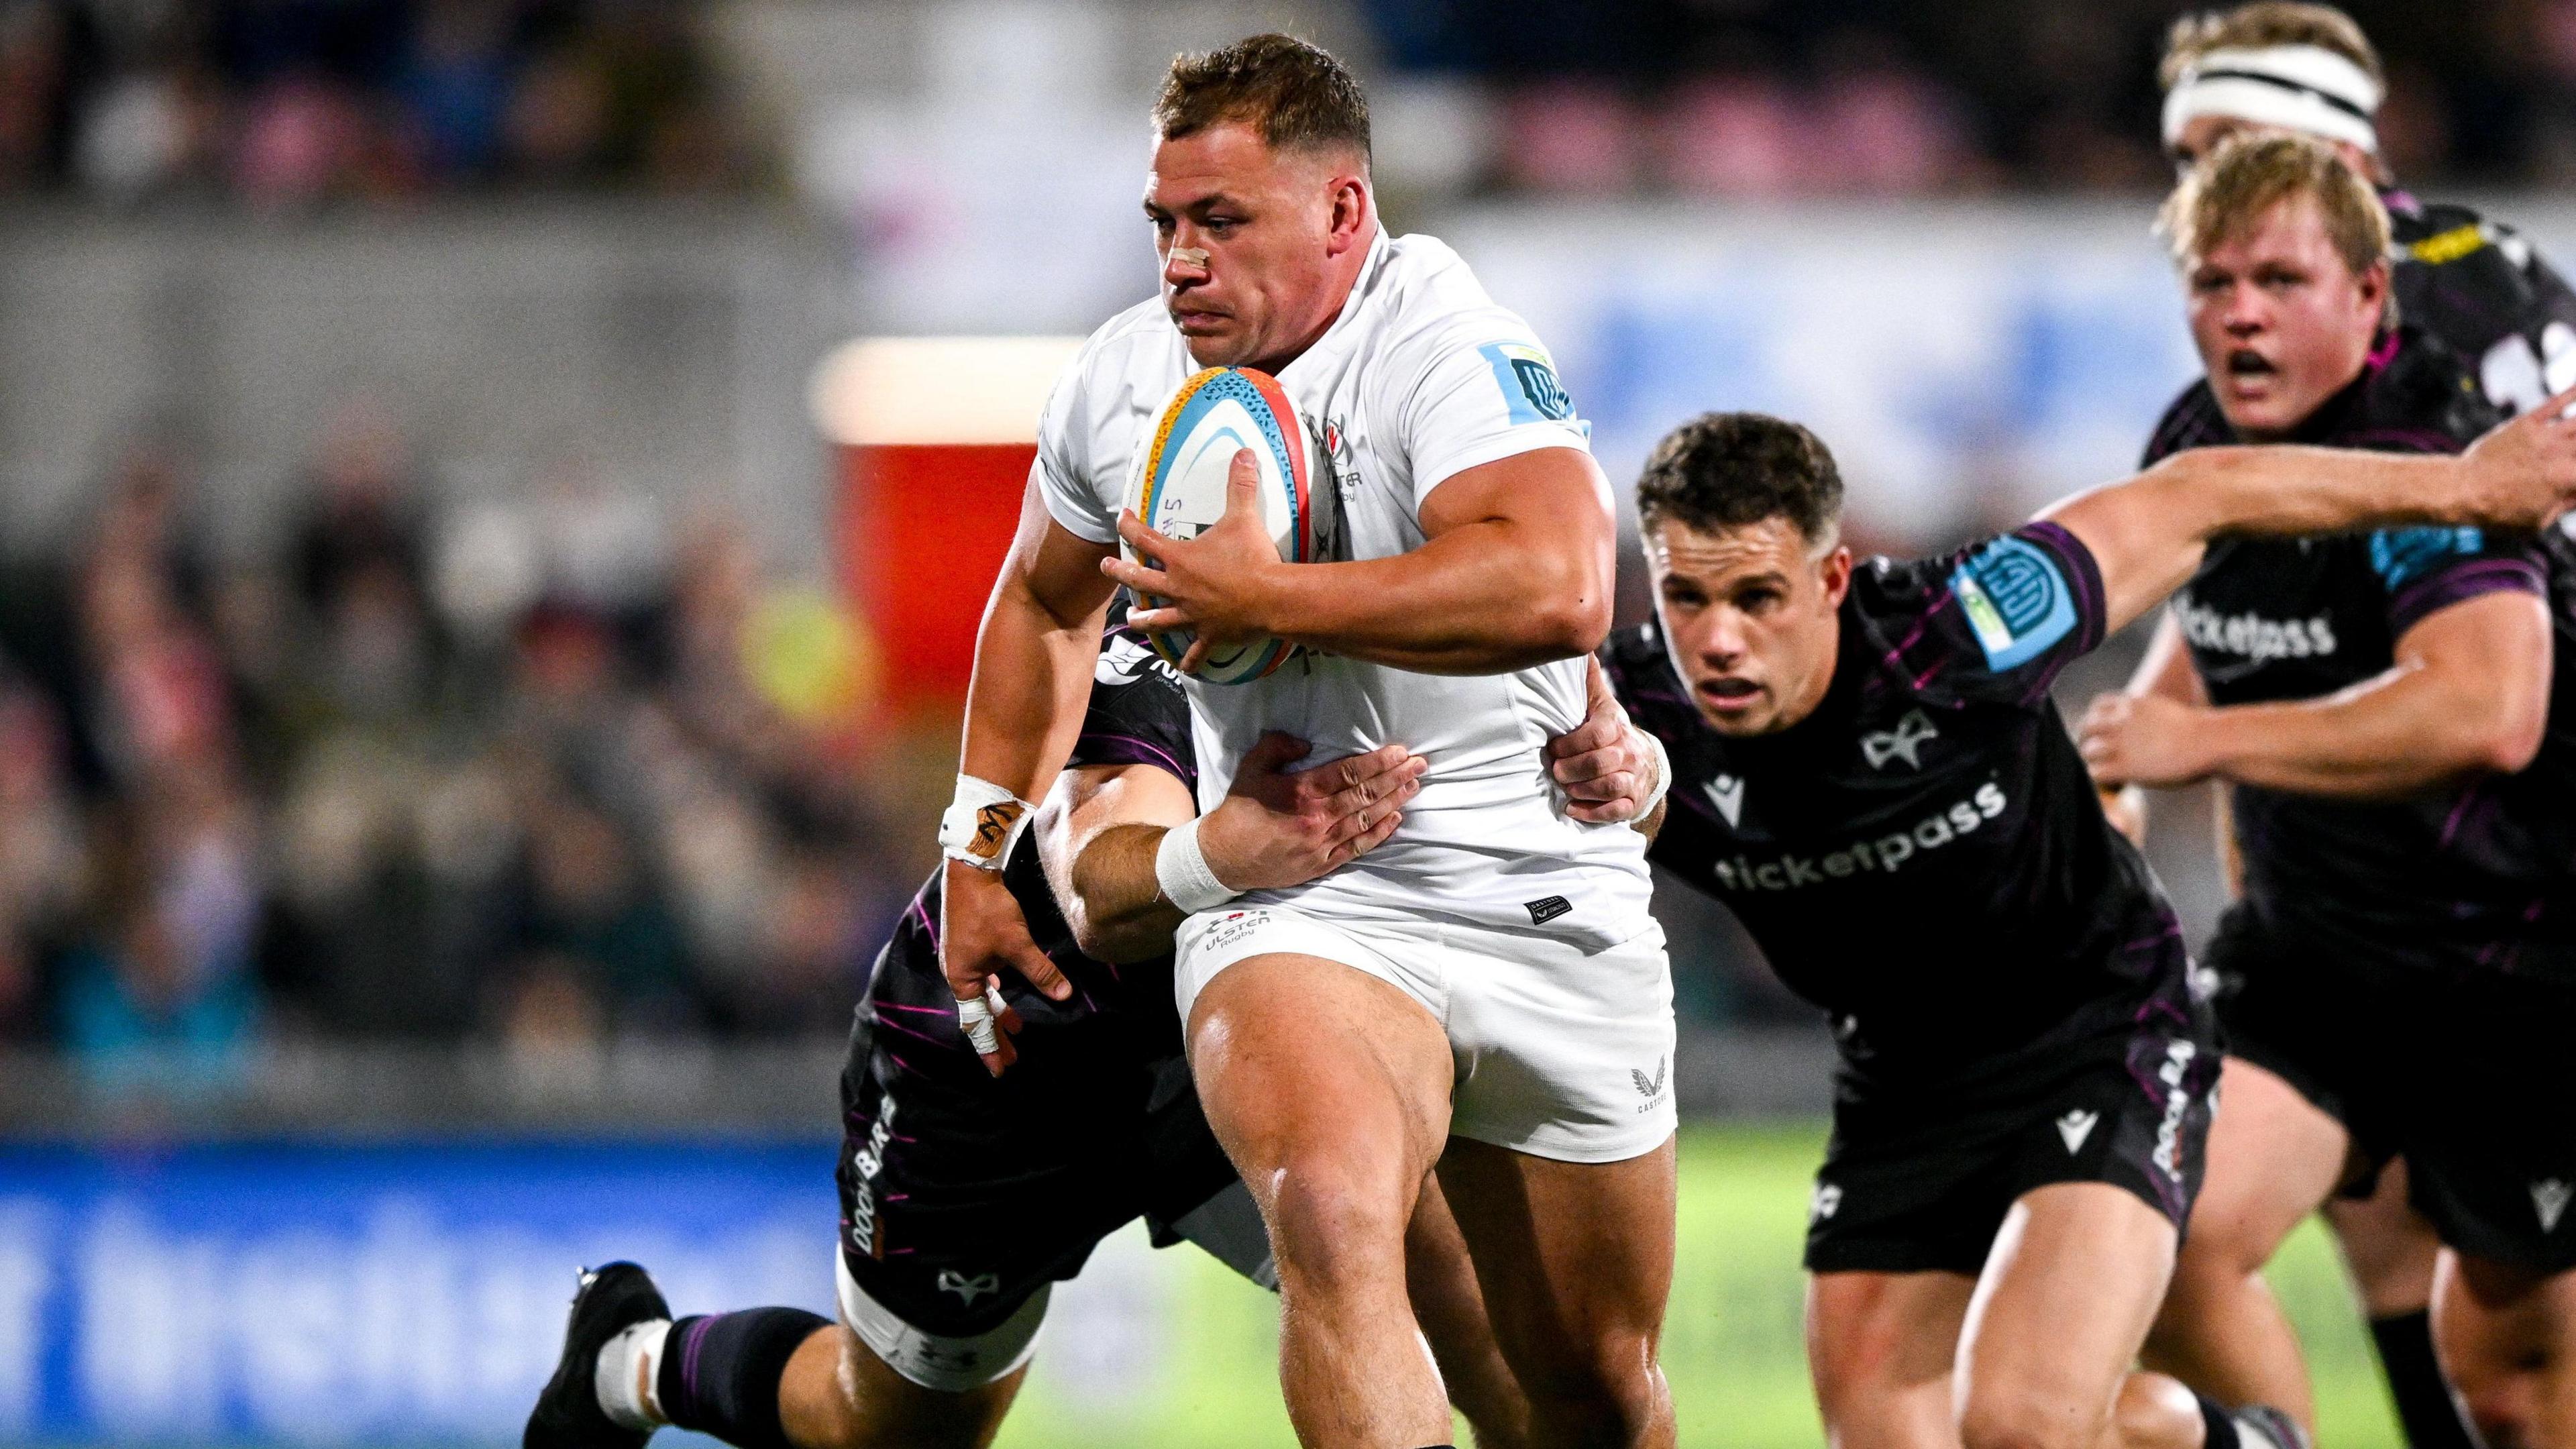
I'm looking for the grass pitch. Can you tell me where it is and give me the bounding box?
[998,1122,2402,1448]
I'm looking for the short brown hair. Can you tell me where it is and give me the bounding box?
[1153,34,1371,160]
[2159,3,2382,91]
[1635,413,1844,547]
[2157,130,2391,282]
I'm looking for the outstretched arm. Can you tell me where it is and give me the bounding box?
[1104,447,1616,674]
[1036,735,1426,964]
[2041,386,2576,636]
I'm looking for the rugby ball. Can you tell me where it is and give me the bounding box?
[1122,366,1316,683]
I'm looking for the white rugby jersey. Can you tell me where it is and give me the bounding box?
[1034,230,1654,949]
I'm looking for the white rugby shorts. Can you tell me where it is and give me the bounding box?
[1173,906,1677,1163]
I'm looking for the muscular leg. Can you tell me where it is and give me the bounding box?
[774,1323,1025,1449]
[1189,951,1459,1448]
[1955,1182,2200,1449]
[1409,1173,1535,1449]
[2433,1252,2576,1449]
[2143,1057,2351,1432]
[2322,1161,2475,1449]
[1437,1134,1678,1449]
[1807,1270,1975,1449]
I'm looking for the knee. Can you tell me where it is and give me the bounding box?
[1262,1160,1413,1292]
[2171,1214,2275,1287]
[2112,1375,2210,1449]
[1518,1337,1666,1448]
[1957,1386,2102,1449]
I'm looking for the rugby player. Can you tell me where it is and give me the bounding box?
[2084,132,2576,1449]
[1553,400,2576,1443]
[2142,15,2576,1440]
[522,611,1549,1449]
[2159,4,2576,419]
[940,34,1675,1449]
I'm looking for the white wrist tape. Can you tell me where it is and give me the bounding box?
[1155,816,1240,914]
[1636,729,1672,818]
[939,774,1034,871]
[953,981,1010,1055]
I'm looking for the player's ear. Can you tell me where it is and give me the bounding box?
[2357,256,2392,318]
[1818,545,1854,607]
[1324,169,1368,255]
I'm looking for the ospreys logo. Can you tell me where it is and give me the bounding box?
[1951,535,2076,670]
[938,1270,1002,1305]
[1095,629,1179,685]
[1861,710,1939,770]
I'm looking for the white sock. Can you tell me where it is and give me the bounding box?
[596,1318,672,1431]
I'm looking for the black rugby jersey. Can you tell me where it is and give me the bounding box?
[1603,523,2194,1090]
[870,623,1199,1056]
[2142,329,2551,958]
[2383,188,2576,416]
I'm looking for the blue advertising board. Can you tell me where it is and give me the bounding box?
[0,1142,839,1443]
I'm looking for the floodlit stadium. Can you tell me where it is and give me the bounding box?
[5,2,2576,1446]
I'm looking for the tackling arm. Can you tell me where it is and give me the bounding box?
[1036,735,1427,965]
[2041,386,2576,637]
[939,487,1121,1071]
[1107,447,1617,674]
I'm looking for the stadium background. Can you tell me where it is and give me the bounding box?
[0,0,2566,1442]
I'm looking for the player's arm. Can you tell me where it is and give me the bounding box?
[2039,385,2576,637]
[2088,613,2206,847]
[939,488,1120,1071]
[1544,655,1669,835]
[1106,447,1615,674]
[1036,735,1426,964]
[2080,594,2551,798]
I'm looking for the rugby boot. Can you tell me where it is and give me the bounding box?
[525,1261,670,1449]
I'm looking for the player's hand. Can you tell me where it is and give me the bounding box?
[1102,449,1284,672]
[2097,783,2150,848]
[938,859,1071,1076]
[1197,731,1425,889]
[1546,656,1661,823]
[2459,380,2576,526]
[2078,692,2215,790]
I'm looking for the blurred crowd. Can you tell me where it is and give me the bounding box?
[0,407,912,1088]
[1366,0,2576,194]
[0,0,758,203]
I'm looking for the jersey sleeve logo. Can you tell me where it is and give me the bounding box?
[1477,342,1576,424]
[1949,535,2076,671]
[2369,525,2483,591]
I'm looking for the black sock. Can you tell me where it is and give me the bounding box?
[2371,1309,2477,1449]
[2199,1393,2244,1449]
[655,1307,832,1449]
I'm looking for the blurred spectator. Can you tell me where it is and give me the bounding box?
[0,0,759,204]
[0,391,910,1072]
[1368,0,2576,195]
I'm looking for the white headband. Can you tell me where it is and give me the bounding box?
[2162,44,2383,156]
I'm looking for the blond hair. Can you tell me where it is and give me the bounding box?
[2159,3,2382,91]
[2157,131,2391,282]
